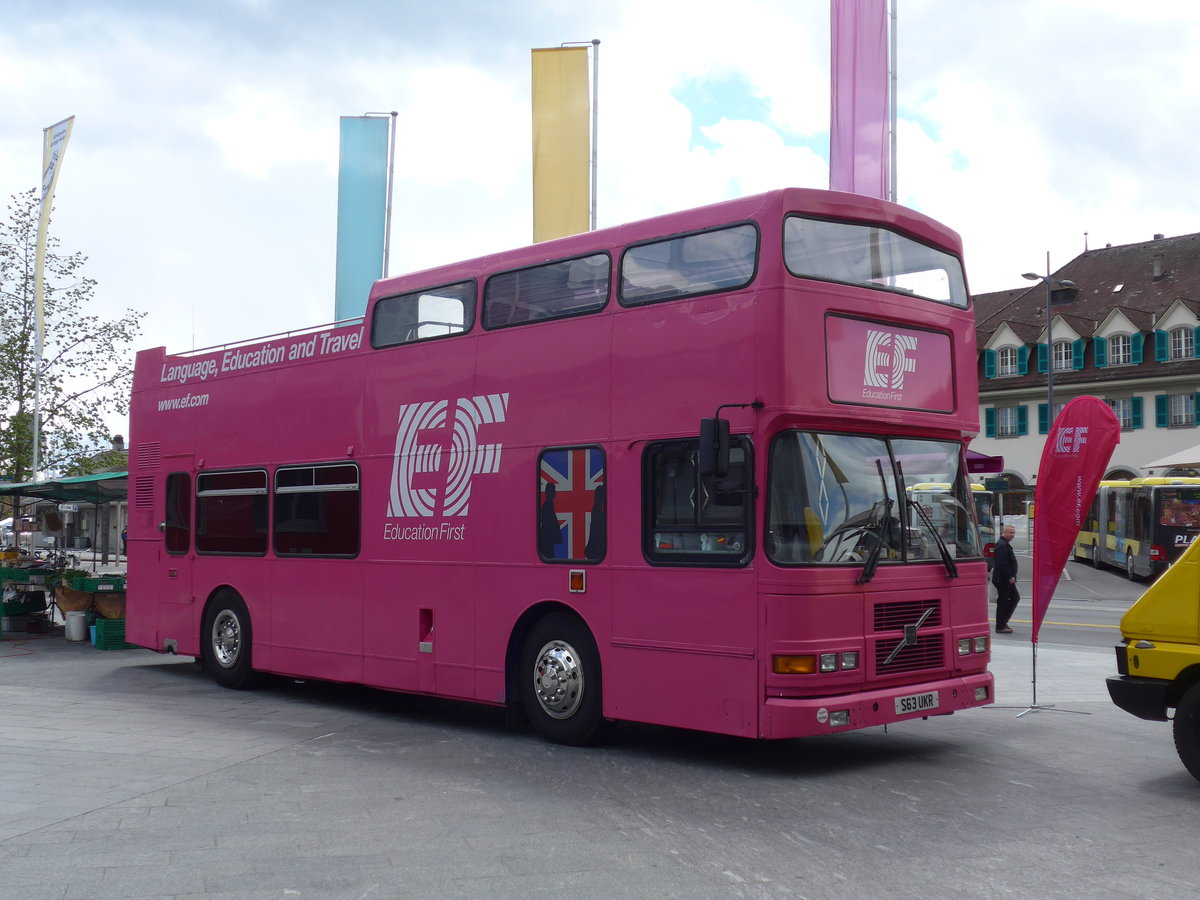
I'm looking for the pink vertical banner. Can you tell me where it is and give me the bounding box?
[829,0,889,198]
[1031,397,1121,643]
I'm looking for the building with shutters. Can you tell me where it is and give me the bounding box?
[972,231,1200,515]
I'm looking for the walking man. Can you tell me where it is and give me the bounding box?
[992,524,1019,634]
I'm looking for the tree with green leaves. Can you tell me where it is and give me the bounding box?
[0,188,145,482]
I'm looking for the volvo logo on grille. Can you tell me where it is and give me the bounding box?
[884,606,936,666]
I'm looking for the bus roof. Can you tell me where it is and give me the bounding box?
[367,187,966,307]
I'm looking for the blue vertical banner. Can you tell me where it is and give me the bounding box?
[334,116,390,320]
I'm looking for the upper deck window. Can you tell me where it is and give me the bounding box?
[483,253,610,329]
[619,223,758,305]
[371,280,475,348]
[783,216,968,308]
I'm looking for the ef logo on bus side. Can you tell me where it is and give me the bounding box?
[388,393,510,519]
[1054,426,1089,454]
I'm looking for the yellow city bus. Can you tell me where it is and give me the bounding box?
[1075,478,1200,580]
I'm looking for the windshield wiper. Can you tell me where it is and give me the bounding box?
[856,496,893,585]
[899,462,959,579]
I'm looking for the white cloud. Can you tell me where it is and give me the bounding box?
[4,0,1200,439]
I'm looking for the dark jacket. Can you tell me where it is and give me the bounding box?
[992,536,1018,585]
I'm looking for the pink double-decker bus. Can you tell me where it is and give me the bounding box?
[127,188,993,745]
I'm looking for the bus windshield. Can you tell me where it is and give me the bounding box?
[767,432,981,566]
[783,215,968,307]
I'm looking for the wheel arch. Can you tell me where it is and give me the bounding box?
[504,599,592,712]
[1167,664,1200,710]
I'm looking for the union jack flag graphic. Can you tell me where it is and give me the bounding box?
[539,447,605,560]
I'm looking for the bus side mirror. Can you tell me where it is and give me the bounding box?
[699,417,730,478]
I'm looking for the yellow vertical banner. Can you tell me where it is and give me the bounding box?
[36,116,75,356]
[531,46,590,243]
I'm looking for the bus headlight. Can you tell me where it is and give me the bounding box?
[840,651,859,670]
[958,638,972,656]
[828,710,851,727]
[974,635,989,653]
[820,653,838,672]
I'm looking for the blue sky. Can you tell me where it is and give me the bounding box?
[4,0,1200,383]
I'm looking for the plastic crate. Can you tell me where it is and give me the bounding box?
[70,576,126,593]
[93,617,135,650]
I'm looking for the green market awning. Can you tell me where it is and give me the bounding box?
[0,472,127,504]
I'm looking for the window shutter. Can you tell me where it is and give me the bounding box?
[1038,403,1049,435]
[1194,327,1200,357]
[984,349,996,379]
[985,408,996,438]
[1093,336,1107,368]
[1131,332,1144,364]
[1017,405,1028,436]
[1037,343,1048,373]
[1017,345,1029,375]
[1156,394,1169,427]
[1072,339,1085,370]
[1155,330,1169,362]
[1194,393,1200,425]
[1131,396,1144,430]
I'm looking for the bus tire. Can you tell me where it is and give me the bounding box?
[520,612,605,746]
[1092,543,1101,569]
[1126,551,1138,581]
[202,591,257,690]
[1173,683,1200,782]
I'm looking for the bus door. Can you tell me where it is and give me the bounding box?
[609,438,759,737]
[129,459,195,652]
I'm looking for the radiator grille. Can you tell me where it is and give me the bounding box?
[874,599,942,631]
[875,634,946,675]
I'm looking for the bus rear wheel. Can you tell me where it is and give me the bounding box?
[520,612,605,746]
[1092,543,1101,569]
[1173,683,1200,782]
[1126,551,1138,581]
[202,592,257,690]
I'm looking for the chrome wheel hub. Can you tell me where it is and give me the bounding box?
[532,639,584,719]
[212,610,241,668]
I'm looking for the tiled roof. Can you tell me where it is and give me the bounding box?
[975,231,1200,392]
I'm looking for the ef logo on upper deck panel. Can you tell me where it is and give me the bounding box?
[863,329,918,391]
[387,393,509,518]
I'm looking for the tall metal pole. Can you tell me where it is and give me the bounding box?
[1045,251,1054,418]
[590,39,599,231]
[888,0,897,203]
[384,110,398,277]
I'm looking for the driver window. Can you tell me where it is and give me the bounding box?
[643,438,752,566]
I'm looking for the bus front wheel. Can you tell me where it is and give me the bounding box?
[1092,543,1101,569]
[1173,683,1200,782]
[202,592,257,690]
[520,612,605,746]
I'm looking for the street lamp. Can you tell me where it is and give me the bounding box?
[1023,254,1077,422]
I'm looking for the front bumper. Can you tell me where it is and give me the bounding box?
[762,671,994,739]
[1106,675,1171,721]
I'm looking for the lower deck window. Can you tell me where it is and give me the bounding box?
[274,464,361,557]
[195,469,268,555]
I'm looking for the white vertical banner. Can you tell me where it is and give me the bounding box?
[33,115,75,481]
[36,116,75,356]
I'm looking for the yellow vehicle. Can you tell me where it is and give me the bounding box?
[1108,534,1200,780]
